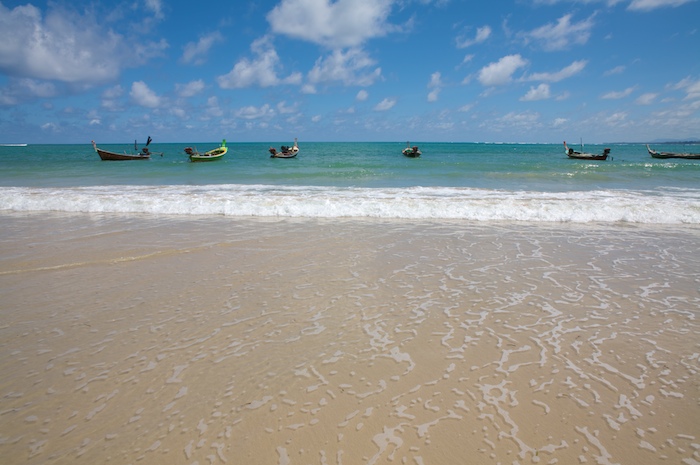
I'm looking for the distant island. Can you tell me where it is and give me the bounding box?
[648,139,700,144]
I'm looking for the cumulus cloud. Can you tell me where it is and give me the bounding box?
[176,80,205,98]
[0,3,167,84]
[521,83,551,101]
[520,14,596,51]
[130,81,161,108]
[523,60,587,82]
[374,97,396,111]
[267,0,396,48]
[356,89,369,101]
[307,48,382,86]
[217,36,302,89]
[236,103,273,120]
[478,54,528,86]
[181,32,223,65]
[456,25,492,48]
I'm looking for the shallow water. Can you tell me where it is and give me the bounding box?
[1,213,698,464]
[2,142,700,224]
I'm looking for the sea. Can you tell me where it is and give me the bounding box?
[1,141,699,224]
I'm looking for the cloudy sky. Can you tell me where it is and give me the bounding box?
[0,0,698,143]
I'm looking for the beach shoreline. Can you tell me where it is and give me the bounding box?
[1,212,699,464]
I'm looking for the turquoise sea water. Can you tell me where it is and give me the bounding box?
[1,141,699,223]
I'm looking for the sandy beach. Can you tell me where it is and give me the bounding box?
[1,212,698,465]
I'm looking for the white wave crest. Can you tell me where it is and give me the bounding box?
[2,185,699,224]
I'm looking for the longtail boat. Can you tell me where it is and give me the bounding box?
[402,141,421,158]
[564,141,610,160]
[269,138,299,158]
[185,140,228,162]
[646,144,700,159]
[92,136,162,160]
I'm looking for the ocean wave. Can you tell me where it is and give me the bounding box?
[2,184,699,224]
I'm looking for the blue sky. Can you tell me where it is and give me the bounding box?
[1,0,699,144]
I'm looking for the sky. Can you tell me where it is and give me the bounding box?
[0,0,699,144]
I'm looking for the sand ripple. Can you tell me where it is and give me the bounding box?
[1,214,698,464]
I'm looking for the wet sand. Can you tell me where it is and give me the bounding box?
[1,213,699,465]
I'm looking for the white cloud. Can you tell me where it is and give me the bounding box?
[604,111,628,126]
[670,77,700,100]
[102,85,124,100]
[521,83,551,101]
[523,60,587,82]
[478,54,528,86]
[601,86,636,99]
[374,97,396,111]
[427,72,442,102]
[236,104,273,120]
[356,89,369,101]
[456,25,492,48]
[130,81,161,108]
[276,101,298,114]
[307,48,382,86]
[267,0,396,48]
[628,0,694,11]
[489,111,542,132]
[18,78,56,98]
[0,3,167,84]
[521,14,596,51]
[604,65,626,76]
[428,89,441,102]
[176,80,205,98]
[181,32,223,65]
[217,36,302,89]
[552,117,568,128]
[635,93,657,104]
[145,0,164,19]
[206,96,223,117]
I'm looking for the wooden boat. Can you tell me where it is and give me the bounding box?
[646,144,700,159]
[564,141,610,160]
[402,141,421,158]
[269,138,299,158]
[185,140,228,162]
[92,137,161,160]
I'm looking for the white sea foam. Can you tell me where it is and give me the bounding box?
[1,184,699,224]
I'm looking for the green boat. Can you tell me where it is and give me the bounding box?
[186,140,228,162]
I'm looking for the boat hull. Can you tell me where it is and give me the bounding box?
[270,151,298,158]
[189,146,227,162]
[96,148,150,160]
[650,153,700,159]
[402,150,421,158]
[647,145,700,159]
[566,153,608,160]
[563,141,609,160]
[269,138,299,158]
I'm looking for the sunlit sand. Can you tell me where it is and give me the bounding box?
[1,213,698,464]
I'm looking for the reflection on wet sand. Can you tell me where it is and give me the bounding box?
[1,214,698,464]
